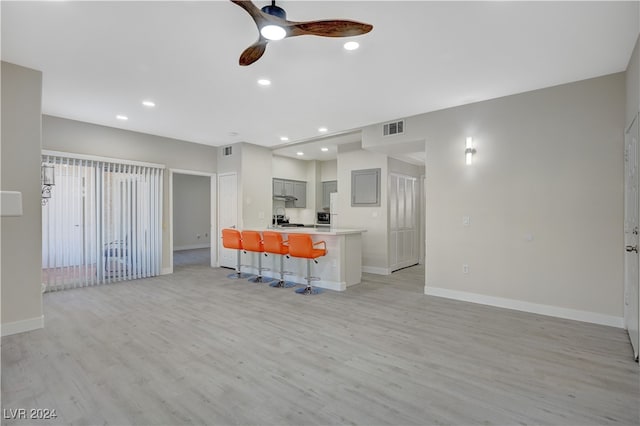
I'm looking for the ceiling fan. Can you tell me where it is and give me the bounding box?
[231,0,373,66]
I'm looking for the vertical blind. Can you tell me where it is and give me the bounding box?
[42,154,163,291]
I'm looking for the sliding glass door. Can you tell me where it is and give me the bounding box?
[42,154,163,291]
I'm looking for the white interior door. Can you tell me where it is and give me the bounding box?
[624,115,639,361]
[218,172,239,268]
[389,173,419,272]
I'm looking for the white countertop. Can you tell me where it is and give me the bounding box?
[257,227,366,236]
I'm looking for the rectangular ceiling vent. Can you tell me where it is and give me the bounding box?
[223,146,233,156]
[383,120,405,136]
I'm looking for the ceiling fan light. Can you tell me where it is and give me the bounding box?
[261,25,286,41]
[344,41,360,51]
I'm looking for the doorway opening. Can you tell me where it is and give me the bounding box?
[170,171,216,270]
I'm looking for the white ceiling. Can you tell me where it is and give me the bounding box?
[2,1,638,160]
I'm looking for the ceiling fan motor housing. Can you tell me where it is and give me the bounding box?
[261,3,286,20]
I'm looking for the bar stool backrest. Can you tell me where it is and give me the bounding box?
[222,228,242,250]
[241,230,264,252]
[288,233,325,259]
[262,231,288,255]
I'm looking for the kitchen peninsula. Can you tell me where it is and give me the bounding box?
[247,227,365,291]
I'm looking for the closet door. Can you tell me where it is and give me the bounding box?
[389,173,419,272]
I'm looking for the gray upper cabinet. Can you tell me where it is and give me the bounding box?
[284,181,295,198]
[292,181,306,208]
[273,178,307,208]
[273,179,285,196]
[351,168,381,207]
[322,180,337,210]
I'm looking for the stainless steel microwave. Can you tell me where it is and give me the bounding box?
[317,212,330,224]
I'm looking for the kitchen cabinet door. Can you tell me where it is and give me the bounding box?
[273,179,285,196]
[293,181,306,208]
[283,180,295,197]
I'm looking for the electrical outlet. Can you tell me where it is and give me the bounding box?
[197,234,201,239]
[463,216,470,226]
[462,264,469,274]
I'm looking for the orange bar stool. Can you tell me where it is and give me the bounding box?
[221,228,253,279]
[287,233,327,295]
[241,230,275,284]
[262,231,296,288]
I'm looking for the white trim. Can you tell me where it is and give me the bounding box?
[161,267,173,275]
[424,286,624,328]
[362,266,392,275]
[1,315,44,337]
[42,150,165,169]
[210,174,217,268]
[174,243,211,251]
[170,168,215,177]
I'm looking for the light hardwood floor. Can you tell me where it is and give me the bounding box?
[2,264,638,425]
[173,248,211,268]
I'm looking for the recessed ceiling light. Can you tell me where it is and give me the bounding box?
[321,147,329,152]
[142,100,155,107]
[257,79,271,86]
[116,115,128,121]
[318,127,328,133]
[296,152,304,156]
[280,136,289,141]
[343,41,360,51]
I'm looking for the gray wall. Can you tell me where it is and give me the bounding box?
[337,143,389,271]
[42,115,218,272]
[388,157,425,177]
[241,143,273,229]
[627,35,640,128]
[173,174,211,250]
[363,73,625,324]
[1,62,43,333]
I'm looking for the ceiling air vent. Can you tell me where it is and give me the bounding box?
[223,146,233,156]
[383,120,404,136]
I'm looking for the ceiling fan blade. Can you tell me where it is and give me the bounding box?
[287,20,373,38]
[230,0,269,27]
[239,38,268,66]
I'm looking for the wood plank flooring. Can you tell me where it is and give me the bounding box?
[2,264,638,425]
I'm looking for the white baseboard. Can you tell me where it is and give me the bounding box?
[424,286,624,329]
[161,267,173,275]
[174,244,210,251]
[362,266,391,275]
[2,315,44,337]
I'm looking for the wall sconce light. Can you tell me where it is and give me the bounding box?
[465,137,476,165]
[41,164,55,205]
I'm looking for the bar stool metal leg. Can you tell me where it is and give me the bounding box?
[294,258,323,295]
[269,254,296,288]
[227,248,254,279]
[248,252,275,283]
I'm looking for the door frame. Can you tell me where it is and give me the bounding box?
[217,172,240,269]
[168,169,217,272]
[624,114,640,361]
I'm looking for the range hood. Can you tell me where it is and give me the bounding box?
[273,195,298,201]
